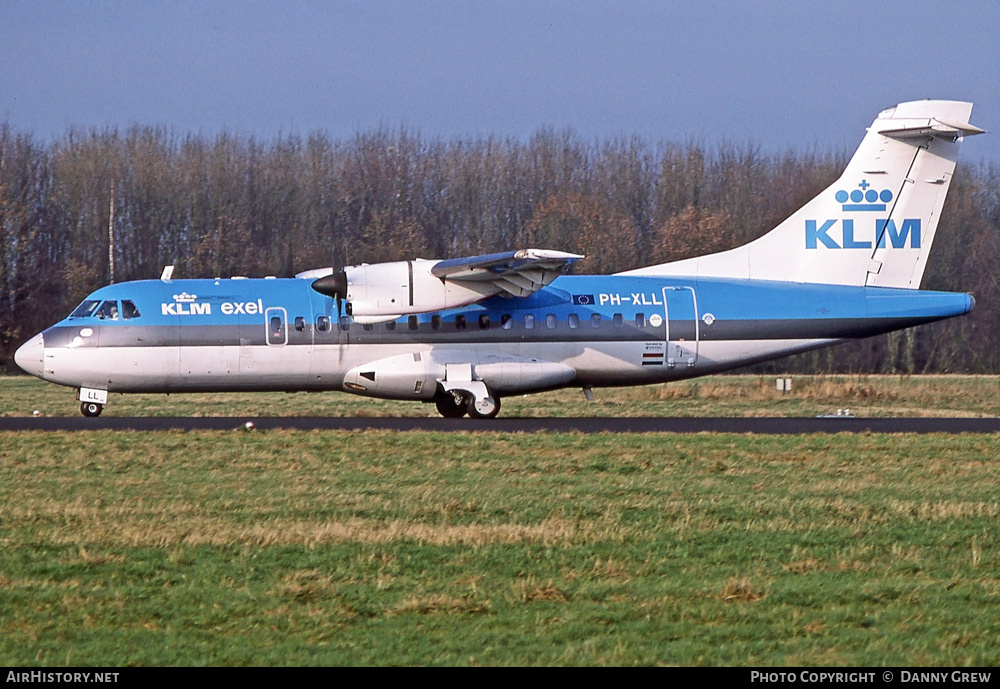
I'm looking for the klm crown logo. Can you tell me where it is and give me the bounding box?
[807,181,919,250]
[836,180,893,212]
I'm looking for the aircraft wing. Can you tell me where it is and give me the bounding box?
[431,249,583,297]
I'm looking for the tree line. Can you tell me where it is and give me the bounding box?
[1,122,998,373]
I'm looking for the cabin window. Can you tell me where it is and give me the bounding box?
[431,315,442,330]
[95,300,119,320]
[121,300,140,319]
[545,314,557,329]
[294,316,305,332]
[316,315,330,332]
[270,316,282,335]
[385,320,396,331]
[568,313,579,329]
[524,314,534,329]
[501,314,512,330]
[455,315,467,330]
[339,316,352,331]
[362,323,373,331]
[591,313,602,328]
[635,313,646,328]
[408,315,418,331]
[613,313,624,328]
[70,300,101,319]
[478,314,490,330]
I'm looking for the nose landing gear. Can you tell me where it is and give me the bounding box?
[78,387,108,417]
[80,401,103,417]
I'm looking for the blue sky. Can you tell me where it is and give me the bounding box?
[2,0,997,162]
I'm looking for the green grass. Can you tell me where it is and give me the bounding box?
[2,430,999,665]
[4,373,1000,417]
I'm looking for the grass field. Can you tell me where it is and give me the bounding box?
[2,375,999,665]
[4,374,1000,418]
[2,427,999,666]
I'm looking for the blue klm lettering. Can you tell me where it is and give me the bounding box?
[876,219,921,248]
[805,220,838,249]
[806,219,921,249]
[841,219,871,249]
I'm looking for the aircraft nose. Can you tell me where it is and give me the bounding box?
[14,333,45,379]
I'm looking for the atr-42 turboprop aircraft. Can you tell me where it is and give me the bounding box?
[14,100,984,418]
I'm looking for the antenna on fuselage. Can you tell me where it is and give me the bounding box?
[160,265,174,281]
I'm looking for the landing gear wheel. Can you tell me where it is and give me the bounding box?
[467,393,501,419]
[80,402,103,417]
[435,392,468,418]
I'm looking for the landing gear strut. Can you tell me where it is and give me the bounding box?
[80,401,103,417]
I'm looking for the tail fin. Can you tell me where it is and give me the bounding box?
[625,100,983,288]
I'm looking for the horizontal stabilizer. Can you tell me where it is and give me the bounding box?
[879,117,985,141]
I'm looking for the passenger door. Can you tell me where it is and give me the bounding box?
[662,286,699,368]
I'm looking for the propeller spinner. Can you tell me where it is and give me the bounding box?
[311,270,350,317]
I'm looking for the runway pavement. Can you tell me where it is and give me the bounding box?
[2,416,1000,433]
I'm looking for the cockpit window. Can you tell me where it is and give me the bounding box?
[121,300,140,319]
[69,300,101,318]
[95,300,119,320]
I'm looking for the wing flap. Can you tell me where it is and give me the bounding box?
[431,248,582,297]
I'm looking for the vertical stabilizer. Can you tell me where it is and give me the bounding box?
[624,100,982,288]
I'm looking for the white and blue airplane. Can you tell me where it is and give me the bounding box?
[14,100,983,418]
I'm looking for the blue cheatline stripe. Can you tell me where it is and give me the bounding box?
[56,274,972,337]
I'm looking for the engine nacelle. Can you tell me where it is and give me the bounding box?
[342,260,498,319]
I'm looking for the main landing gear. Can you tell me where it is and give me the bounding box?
[468,392,501,419]
[433,389,502,419]
[80,401,103,417]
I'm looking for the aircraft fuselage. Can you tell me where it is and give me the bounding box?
[15,274,973,403]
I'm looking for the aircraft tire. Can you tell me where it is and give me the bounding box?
[435,393,468,418]
[467,393,501,419]
[80,402,103,417]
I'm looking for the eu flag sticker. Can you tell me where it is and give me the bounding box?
[572,294,595,306]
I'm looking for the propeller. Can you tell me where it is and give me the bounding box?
[311,270,350,319]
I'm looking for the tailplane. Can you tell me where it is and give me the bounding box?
[624,100,983,288]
